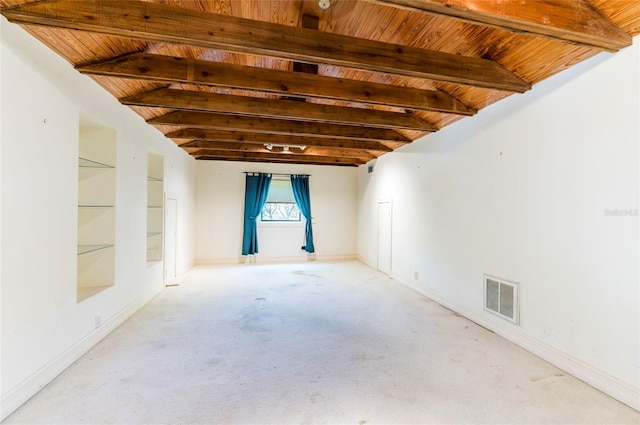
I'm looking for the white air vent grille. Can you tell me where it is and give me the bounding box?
[484,274,519,325]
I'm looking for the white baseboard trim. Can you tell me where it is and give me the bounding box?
[0,288,163,421]
[356,255,375,269]
[394,274,640,412]
[195,254,356,265]
[194,257,239,265]
[238,255,307,264]
[314,254,357,262]
[177,260,195,277]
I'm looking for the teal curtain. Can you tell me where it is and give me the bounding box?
[291,175,315,253]
[241,173,272,255]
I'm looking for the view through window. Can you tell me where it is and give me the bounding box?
[261,178,301,222]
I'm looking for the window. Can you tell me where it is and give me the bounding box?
[261,178,301,222]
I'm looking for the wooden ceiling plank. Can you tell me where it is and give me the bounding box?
[177,141,376,161]
[78,53,476,115]
[166,129,394,152]
[2,0,531,92]
[369,0,631,52]
[150,111,411,143]
[190,149,365,165]
[120,88,436,131]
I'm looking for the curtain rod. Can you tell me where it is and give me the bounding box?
[244,172,310,177]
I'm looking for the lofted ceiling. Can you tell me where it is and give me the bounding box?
[1,0,639,167]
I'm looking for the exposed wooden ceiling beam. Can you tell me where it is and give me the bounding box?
[196,156,358,167]
[368,0,631,52]
[166,129,393,152]
[2,0,531,92]
[150,112,413,142]
[121,88,435,131]
[190,150,364,166]
[78,53,476,115]
[179,141,377,161]
[293,14,320,75]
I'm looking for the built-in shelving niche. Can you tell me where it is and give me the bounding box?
[147,151,164,262]
[77,126,116,302]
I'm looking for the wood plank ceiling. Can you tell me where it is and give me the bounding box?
[2,0,639,167]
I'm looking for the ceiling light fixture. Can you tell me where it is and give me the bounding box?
[263,143,306,153]
[318,0,331,9]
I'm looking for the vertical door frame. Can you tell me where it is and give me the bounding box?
[377,200,393,276]
[163,193,178,284]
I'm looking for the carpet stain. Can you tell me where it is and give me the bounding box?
[529,373,565,382]
[350,354,385,362]
[359,420,368,425]
[310,392,324,404]
[292,270,321,278]
[255,297,266,301]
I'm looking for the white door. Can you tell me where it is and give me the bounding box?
[164,197,177,283]
[377,201,392,276]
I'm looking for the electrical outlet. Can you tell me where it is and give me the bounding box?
[94,315,102,329]
[414,271,419,280]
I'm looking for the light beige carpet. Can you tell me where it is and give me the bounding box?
[4,261,639,424]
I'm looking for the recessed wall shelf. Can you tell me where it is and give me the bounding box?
[147,151,164,263]
[78,244,114,255]
[78,286,112,302]
[79,157,113,168]
[77,125,116,302]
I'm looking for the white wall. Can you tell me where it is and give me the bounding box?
[196,161,357,263]
[0,18,196,419]
[357,40,640,409]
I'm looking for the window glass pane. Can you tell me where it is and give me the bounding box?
[261,202,301,221]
